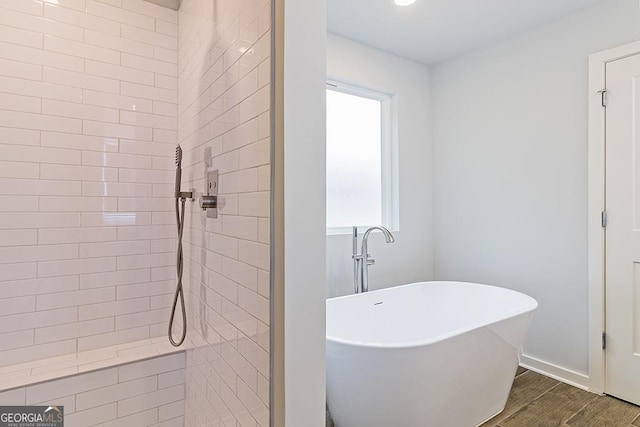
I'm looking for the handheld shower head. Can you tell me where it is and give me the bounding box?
[175,145,183,168]
[174,145,182,199]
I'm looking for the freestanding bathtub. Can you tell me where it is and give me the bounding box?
[326,281,538,427]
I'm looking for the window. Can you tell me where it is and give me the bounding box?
[326,82,397,234]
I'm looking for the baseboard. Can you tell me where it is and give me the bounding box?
[520,354,595,393]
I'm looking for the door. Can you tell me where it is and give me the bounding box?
[606,52,640,404]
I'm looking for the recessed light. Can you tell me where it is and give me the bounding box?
[394,0,416,5]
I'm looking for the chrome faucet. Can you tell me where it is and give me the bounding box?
[352,226,395,293]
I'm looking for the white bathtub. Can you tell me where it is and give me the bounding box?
[326,281,538,427]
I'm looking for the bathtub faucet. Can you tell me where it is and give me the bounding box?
[352,226,395,293]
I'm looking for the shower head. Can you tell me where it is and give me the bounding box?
[175,145,183,168]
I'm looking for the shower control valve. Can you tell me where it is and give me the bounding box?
[200,169,219,218]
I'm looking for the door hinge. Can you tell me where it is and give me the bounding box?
[602,332,607,350]
[598,89,607,108]
[602,210,608,228]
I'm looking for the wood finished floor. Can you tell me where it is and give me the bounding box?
[327,367,640,426]
[482,367,640,427]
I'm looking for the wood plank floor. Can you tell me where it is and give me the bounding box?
[327,367,640,426]
[482,367,640,427]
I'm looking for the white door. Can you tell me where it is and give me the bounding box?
[606,52,640,404]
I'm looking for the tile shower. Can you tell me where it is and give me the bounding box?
[0,0,271,425]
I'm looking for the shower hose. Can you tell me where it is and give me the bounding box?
[168,196,187,346]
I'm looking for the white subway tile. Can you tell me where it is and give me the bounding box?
[122,24,177,50]
[158,400,184,422]
[238,192,269,218]
[44,3,120,36]
[221,256,257,292]
[0,229,37,247]
[86,0,154,29]
[0,295,35,316]
[222,216,258,241]
[0,213,80,230]
[78,297,149,320]
[238,138,269,170]
[77,325,149,351]
[83,120,153,141]
[81,212,152,227]
[222,117,258,152]
[65,403,117,427]
[156,20,178,38]
[0,23,42,48]
[116,225,173,241]
[44,34,120,64]
[39,196,117,212]
[0,262,37,281]
[238,241,269,271]
[153,100,178,117]
[86,59,155,86]
[119,169,173,184]
[257,165,270,191]
[154,46,177,64]
[82,151,152,169]
[0,8,83,42]
[0,110,81,134]
[83,90,153,113]
[221,168,259,194]
[0,195,38,212]
[220,342,257,394]
[258,218,269,245]
[82,182,153,197]
[4,341,48,365]
[0,75,82,103]
[35,317,114,344]
[117,252,173,271]
[0,339,76,368]
[237,378,268,426]
[40,164,118,182]
[0,0,43,16]
[0,58,42,81]
[38,256,116,278]
[0,93,40,113]
[42,0,86,12]
[26,368,117,403]
[0,244,78,264]
[123,0,177,24]
[117,197,173,212]
[80,268,150,289]
[117,383,183,417]
[153,129,177,144]
[122,53,177,77]
[120,110,177,131]
[122,81,177,103]
[0,161,39,179]
[0,127,40,146]
[39,227,116,245]
[0,276,79,299]
[85,29,153,59]
[237,287,268,325]
[44,67,120,94]
[98,409,157,427]
[42,132,119,153]
[116,280,173,299]
[115,308,165,330]
[0,388,26,405]
[37,287,115,310]
[79,240,149,259]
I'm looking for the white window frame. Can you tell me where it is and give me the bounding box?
[326,80,398,235]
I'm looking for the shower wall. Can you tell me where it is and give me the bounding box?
[0,0,178,366]
[177,0,271,425]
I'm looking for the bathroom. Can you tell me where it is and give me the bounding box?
[0,0,638,425]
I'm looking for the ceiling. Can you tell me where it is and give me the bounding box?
[327,0,603,64]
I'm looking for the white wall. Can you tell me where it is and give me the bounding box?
[433,0,640,377]
[281,0,327,425]
[0,0,178,365]
[326,34,433,298]
[178,0,271,425]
